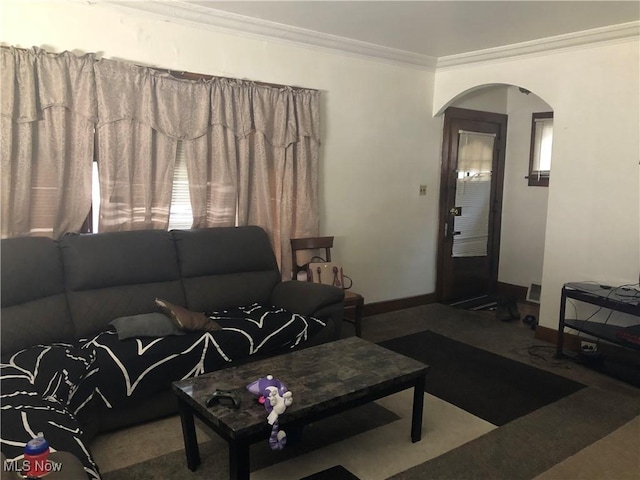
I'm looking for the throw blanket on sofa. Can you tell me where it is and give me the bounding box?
[1,344,101,479]
[74,304,326,413]
[1,305,325,479]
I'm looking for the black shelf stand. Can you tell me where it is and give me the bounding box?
[556,283,640,358]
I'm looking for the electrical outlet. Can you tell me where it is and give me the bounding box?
[419,185,427,196]
[581,341,597,352]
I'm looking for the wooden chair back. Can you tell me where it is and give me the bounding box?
[290,236,334,278]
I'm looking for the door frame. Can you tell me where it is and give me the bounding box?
[436,107,508,302]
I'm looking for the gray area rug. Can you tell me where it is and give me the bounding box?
[102,402,397,479]
[390,387,639,480]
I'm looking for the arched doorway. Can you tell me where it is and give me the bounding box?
[436,84,553,307]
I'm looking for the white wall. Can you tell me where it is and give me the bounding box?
[0,0,442,304]
[500,87,551,289]
[451,85,508,114]
[434,39,640,329]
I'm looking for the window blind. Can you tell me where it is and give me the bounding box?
[168,140,194,230]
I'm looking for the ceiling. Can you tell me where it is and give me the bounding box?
[186,1,640,58]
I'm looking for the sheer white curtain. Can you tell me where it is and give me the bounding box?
[190,81,321,278]
[235,87,320,277]
[94,60,211,231]
[182,80,240,228]
[0,47,96,239]
[93,60,321,277]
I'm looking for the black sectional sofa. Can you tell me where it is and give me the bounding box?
[0,226,344,479]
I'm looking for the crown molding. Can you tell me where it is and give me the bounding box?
[437,21,640,69]
[85,1,637,71]
[89,0,437,69]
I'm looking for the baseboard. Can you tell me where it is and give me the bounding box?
[535,325,588,352]
[535,325,581,351]
[362,293,437,317]
[365,285,528,316]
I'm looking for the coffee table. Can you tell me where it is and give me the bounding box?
[172,336,429,479]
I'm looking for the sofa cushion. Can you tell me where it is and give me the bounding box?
[0,236,75,356]
[181,271,282,313]
[77,305,326,410]
[0,392,100,479]
[60,230,181,291]
[60,230,186,338]
[66,283,186,340]
[155,298,221,332]
[172,226,278,277]
[109,313,186,340]
[172,227,281,312]
[1,344,96,407]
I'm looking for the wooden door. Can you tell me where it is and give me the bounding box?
[437,107,508,303]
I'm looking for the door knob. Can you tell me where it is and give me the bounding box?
[449,207,461,216]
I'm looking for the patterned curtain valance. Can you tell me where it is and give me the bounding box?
[210,80,321,147]
[0,47,97,124]
[1,47,319,147]
[94,59,211,140]
[95,58,320,147]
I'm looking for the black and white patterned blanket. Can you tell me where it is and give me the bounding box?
[1,304,325,479]
[75,304,325,411]
[1,344,101,479]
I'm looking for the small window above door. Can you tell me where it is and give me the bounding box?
[528,112,553,187]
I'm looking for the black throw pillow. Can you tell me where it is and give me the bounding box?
[109,312,186,340]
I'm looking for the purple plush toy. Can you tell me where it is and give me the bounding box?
[246,375,293,450]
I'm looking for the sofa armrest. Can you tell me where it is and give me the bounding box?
[271,281,344,317]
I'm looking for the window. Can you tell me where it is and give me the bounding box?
[528,112,553,187]
[88,140,194,233]
[167,140,194,230]
[89,161,99,232]
[30,160,59,237]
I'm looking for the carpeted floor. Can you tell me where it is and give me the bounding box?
[101,402,400,479]
[390,387,638,480]
[91,303,640,479]
[98,389,496,480]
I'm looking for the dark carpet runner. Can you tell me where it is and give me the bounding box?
[301,465,360,480]
[379,330,586,426]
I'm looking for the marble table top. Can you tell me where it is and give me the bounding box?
[172,336,429,439]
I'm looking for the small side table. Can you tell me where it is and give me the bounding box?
[344,290,364,337]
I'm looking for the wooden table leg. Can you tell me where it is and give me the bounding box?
[354,298,364,338]
[344,292,365,338]
[229,438,250,480]
[177,397,200,471]
[556,286,567,358]
[411,375,426,443]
